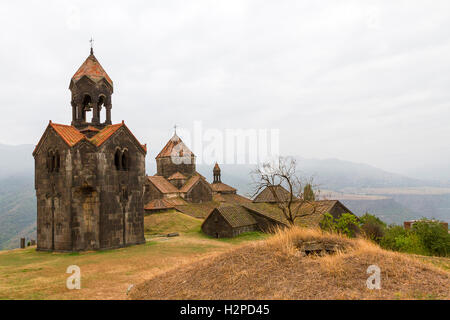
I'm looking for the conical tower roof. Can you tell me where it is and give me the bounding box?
[156,133,195,159]
[70,51,113,88]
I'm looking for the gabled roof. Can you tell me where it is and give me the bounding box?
[144,198,175,211]
[213,193,252,205]
[253,185,292,203]
[243,203,289,225]
[179,174,212,193]
[79,126,101,134]
[71,53,113,87]
[168,172,187,180]
[210,182,237,193]
[89,123,123,147]
[33,121,146,156]
[156,133,195,159]
[292,200,354,217]
[147,176,179,194]
[49,122,86,147]
[214,205,257,228]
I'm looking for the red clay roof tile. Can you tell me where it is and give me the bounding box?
[156,133,195,159]
[71,54,113,86]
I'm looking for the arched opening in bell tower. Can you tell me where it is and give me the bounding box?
[81,94,92,122]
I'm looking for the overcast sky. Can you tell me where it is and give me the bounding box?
[0,0,449,177]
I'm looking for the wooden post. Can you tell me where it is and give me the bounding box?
[20,238,25,249]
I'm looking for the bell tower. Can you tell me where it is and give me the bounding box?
[69,46,113,129]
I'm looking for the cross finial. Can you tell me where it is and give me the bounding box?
[89,37,94,55]
[173,124,178,135]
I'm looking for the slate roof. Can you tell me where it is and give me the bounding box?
[168,172,187,180]
[179,174,212,193]
[210,182,237,193]
[147,176,179,194]
[156,133,195,159]
[243,203,289,225]
[253,185,292,203]
[215,205,257,228]
[243,200,354,227]
[144,197,187,211]
[213,193,251,204]
[71,53,113,87]
[144,198,175,211]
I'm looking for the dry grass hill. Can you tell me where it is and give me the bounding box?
[130,227,450,300]
[0,211,448,300]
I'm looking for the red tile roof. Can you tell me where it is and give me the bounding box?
[79,126,100,133]
[50,122,86,146]
[156,133,195,159]
[71,54,113,87]
[148,176,179,194]
[33,122,146,156]
[89,123,123,146]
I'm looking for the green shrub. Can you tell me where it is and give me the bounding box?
[380,225,407,251]
[360,213,386,243]
[319,213,361,238]
[319,213,335,232]
[412,219,450,257]
[380,220,449,257]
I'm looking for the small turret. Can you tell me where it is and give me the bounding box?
[213,162,221,183]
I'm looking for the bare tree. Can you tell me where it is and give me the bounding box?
[250,156,320,226]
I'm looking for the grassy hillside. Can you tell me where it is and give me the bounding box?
[0,211,267,300]
[131,227,450,300]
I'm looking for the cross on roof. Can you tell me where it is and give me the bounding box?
[174,124,178,135]
[89,37,94,54]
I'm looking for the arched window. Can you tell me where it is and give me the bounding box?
[114,149,121,171]
[122,150,129,171]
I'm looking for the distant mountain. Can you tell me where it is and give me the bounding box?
[293,157,443,190]
[0,174,36,250]
[0,143,449,250]
[197,156,443,194]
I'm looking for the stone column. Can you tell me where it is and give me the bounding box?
[71,103,76,124]
[92,97,100,124]
[77,103,83,123]
[105,104,112,125]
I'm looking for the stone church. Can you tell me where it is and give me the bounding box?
[143,133,250,212]
[143,133,213,209]
[33,48,146,252]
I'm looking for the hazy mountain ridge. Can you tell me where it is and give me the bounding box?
[0,174,36,250]
[0,144,449,250]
